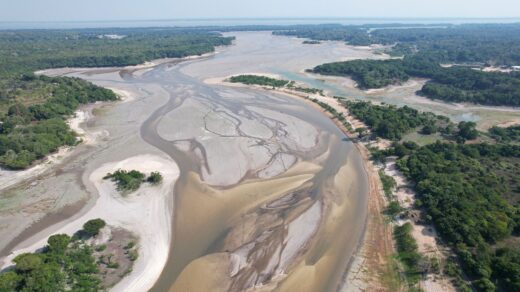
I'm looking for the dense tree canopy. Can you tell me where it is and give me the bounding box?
[0,232,100,291]
[0,28,234,76]
[342,100,449,140]
[312,59,409,89]
[0,76,117,169]
[396,142,520,289]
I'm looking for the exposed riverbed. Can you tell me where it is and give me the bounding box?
[0,32,374,291]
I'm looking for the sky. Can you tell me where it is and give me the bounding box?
[1,0,519,22]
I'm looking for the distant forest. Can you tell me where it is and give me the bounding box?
[313,57,520,106]
[276,23,520,106]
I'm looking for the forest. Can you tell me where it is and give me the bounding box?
[344,97,520,290]
[313,57,520,106]
[0,28,233,170]
[0,76,117,169]
[276,23,520,66]
[286,23,520,106]
[312,59,409,89]
[273,24,373,45]
[396,142,520,291]
[0,28,234,76]
[342,100,451,140]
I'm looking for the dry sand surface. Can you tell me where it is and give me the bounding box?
[2,154,179,292]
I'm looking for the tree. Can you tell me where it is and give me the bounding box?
[13,253,43,272]
[387,201,402,216]
[82,219,106,237]
[7,103,30,120]
[0,271,21,291]
[457,121,479,142]
[421,124,437,135]
[47,234,70,254]
[147,171,163,185]
[355,127,368,138]
[474,278,495,292]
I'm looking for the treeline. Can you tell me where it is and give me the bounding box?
[369,24,520,66]
[394,142,520,291]
[275,23,520,66]
[0,29,234,75]
[273,25,372,46]
[312,57,520,106]
[228,75,289,87]
[0,75,117,169]
[283,23,520,106]
[342,101,450,140]
[312,59,409,89]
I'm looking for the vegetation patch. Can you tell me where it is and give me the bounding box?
[0,219,104,291]
[0,76,117,169]
[302,40,321,44]
[489,125,520,143]
[82,219,107,237]
[379,169,396,198]
[312,59,409,89]
[228,75,289,87]
[104,169,163,193]
[342,100,451,140]
[394,223,423,286]
[395,142,520,290]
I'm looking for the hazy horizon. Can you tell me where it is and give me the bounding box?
[2,17,520,30]
[2,0,520,23]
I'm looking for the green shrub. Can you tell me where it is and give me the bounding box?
[104,169,145,192]
[83,218,106,237]
[147,172,163,185]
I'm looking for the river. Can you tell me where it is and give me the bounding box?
[1,31,374,291]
